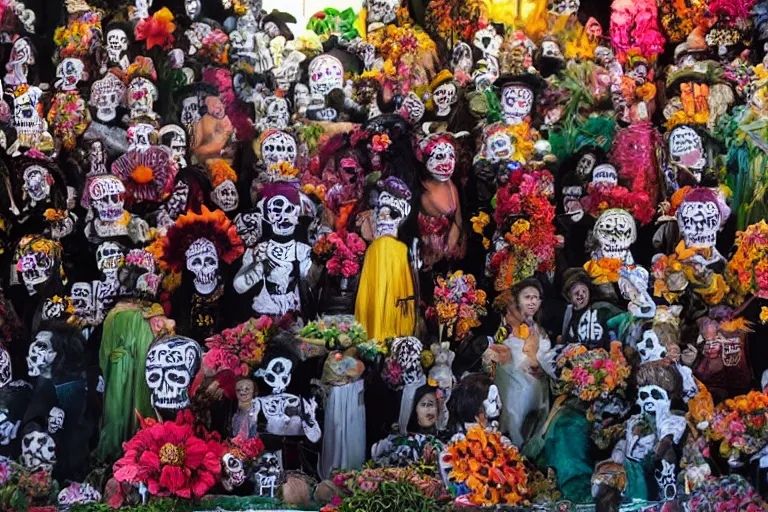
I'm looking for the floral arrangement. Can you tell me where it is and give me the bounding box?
[46,91,90,151]
[583,257,623,285]
[443,425,529,506]
[710,391,768,463]
[726,220,768,302]
[300,315,368,349]
[554,341,632,402]
[53,12,102,58]
[686,474,767,512]
[653,241,729,305]
[424,0,488,45]
[0,459,58,512]
[204,316,274,376]
[113,412,225,499]
[425,271,487,341]
[135,8,176,50]
[488,170,559,293]
[326,467,447,508]
[312,232,366,278]
[581,182,655,225]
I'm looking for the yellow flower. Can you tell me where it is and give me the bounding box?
[510,219,530,237]
[760,307,768,325]
[471,212,490,234]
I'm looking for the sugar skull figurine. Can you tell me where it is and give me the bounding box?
[207,159,239,212]
[82,174,149,243]
[308,54,344,101]
[145,335,202,414]
[89,71,126,123]
[105,26,131,70]
[667,125,708,185]
[15,236,65,297]
[234,184,311,316]
[675,187,730,264]
[591,208,637,265]
[7,82,54,156]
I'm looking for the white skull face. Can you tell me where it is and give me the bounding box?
[185,0,201,19]
[426,141,456,181]
[13,89,44,139]
[128,123,156,152]
[18,251,54,290]
[256,357,293,393]
[293,84,310,114]
[22,430,56,469]
[669,126,706,180]
[483,384,502,420]
[90,73,126,122]
[308,55,344,99]
[47,407,65,434]
[577,309,603,344]
[97,241,123,275]
[594,209,636,262]
[261,131,297,168]
[71,282,93,318]
[676,201,720,249]
[181,96,200,127]
[27,331,56,378]
[106,29,129,65]
[222,453,246,491]
[502,84,534,125]
[637,384,669,416]
[56,58,85,90]
[547,0,579,16]
[89,176,126,222]
[619,267,656,319]
[399,92,425,124]
[485,131,514,163]
[473,27,502,57]
[575,152,596,179]
[433,82,457,117]
[145,336,202,410]
[591,164,618,186]
[265,195,299,236]
[22,165,51,203]
[264,96,290,130]
[127,78,157,118]
[0,408,20,445]
[211,180,239,212]
[185,238,219,295]
[541,40,563,60]
[0,345,11,386]
[366,0,398,25]
[375,190,411,238]
[639,330,667,364]
[160,125,187,168]
[234,211,262,248]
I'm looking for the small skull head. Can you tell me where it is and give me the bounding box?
[211,179,239,212]
[637,384,669,416]
[127,123,157,152]
[47,407,65,434]
[308,54,344,99]
[55,58,86,91]
[17,249,54,291]
[0,344,11,386]
[265,195,299,236]
[432,82,457,117]
[255,357,293,394]
[423,139,456,181]
[222,453,246,491]
[22,430,56,469]
[501,84,534,126]
[375,185,411,238]
[639,330,668,364]
[22,165,52,203]
[71,282,93,319]
[264,96,290,130]
[145,335,202,410]
[366,0,398,26]
[261,131,297,168]
[676,197,721,249]
[127,77,158,118]
[485,130,514,163]
[181,96,201,127]
[96,241,124,276]
[90,72,126,122]
[186,238,219,295]
[160,125,188,168]
[27,330,56,378]
[106,29,129,66]
[593,208,636,262]
[88,175,126,222]
[669,126,706,180]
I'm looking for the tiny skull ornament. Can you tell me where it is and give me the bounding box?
[55,58,86,91]
[638,330,668,364]
[669,126,707,181]
[308,54,344,99]
[27,331,57,378]
[211,179,239,212]
[22,430,57,469]
[96,241,124,277]
[71,282,93,319]
[47,407,65,434]
[399,92,425,124]
[432,82,458,117]
[186,238,219,295]
[593,208,636,263]
[637,384,670,416]
[127,123,156,152]
[265,195,299,236]
[145,335,202,410]
[17,250,54,292]
[501,84,534,126]
[485,130,514,163]
[419,137,456,181]
[106,29,130,70]
[222,453,246,491]
[5,37,34,86]
[22,165,52,205]
[90,72,126,122]
[676,199,720,249]
[255,357,292,393]
[261,130,297,169]
[88,175,126,223]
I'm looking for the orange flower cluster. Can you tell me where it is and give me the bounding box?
[444,426,529,506]
[653,241,729,305]
[583,258,622,284]
[555,341,631,402]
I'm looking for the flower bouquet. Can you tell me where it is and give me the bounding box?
[312,231,367,279]
[554,341,631,402]
[442,425,529,506]
[300,315,368,350]
[203,316,274,376]
[726,220,768,303]
[710,391,768,465]
[425,271,487,342]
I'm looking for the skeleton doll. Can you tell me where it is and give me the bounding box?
[591,208,637,265]
[48,58,91,150]
[15,236,63,296]
[90,71,126,123]
[234,185,311,316]
[8,83,54,155]
[611,364,686,501]
[82,174,149,243]
[252,355,321,442]
[105,28,130,70]
[253,451,282,497]
[145,335,202,413]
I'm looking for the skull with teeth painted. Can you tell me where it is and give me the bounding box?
[145,335,202,411]
[186,238,219,295]
[593,208,636,263]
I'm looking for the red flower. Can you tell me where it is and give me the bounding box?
[113,419,225,499]
[134,7,176,50]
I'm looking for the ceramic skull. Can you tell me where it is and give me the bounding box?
[669,126,706,181]
[234,211,263,247]
[96,241,123,276]
[88,175,126,222]
[17,250,54,292]
[265,195,299,236]
[22,165,52,205]
[593,208,636,263]
[433,82,457,117]
[106,29,129,68]
[263,96,290,130]
[127,77,158,119]
[255,357,293,394]
[211,180,239,212]
[501,84,534,125]
[90,72,126,122]
[145,335,202,410]
[185,238,219,295]
[21,430,56,469]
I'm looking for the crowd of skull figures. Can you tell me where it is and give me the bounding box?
[6,0,768,511]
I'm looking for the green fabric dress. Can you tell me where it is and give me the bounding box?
[97,307,155,462]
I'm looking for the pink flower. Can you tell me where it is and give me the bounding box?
[341,259,359,277]
[572,367,590,386]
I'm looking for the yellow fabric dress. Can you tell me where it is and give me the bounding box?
[355,235,416,341]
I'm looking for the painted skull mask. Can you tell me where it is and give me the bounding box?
[669,126,706,181]
[265,195,300,236]
[55,58,86,91]
[211,179,239,212]
[423,139,456,181]
[22,165,52,204]
[159,125,187,168]
[145,335,202,410]
[484,130,514,163]
[47,407,64,434]
[433,82,457,117]
[375,189,411,238]
[70,282,93,319]
[90,72,126,122]
[17,245,55,292]
[593,209,636,263]
[88,175,126,222]
[261,131,297,168]
[637,384,669,416]
[222,453,246,490]
[234,211,263,248]
[638,330,668,364]
[676,199,721,250]
[308,54,344,99]
[263,96,290,130]
[105,29,129,67]
[127,77,158,119]
[186,238,219,295]
[255,357,293,394]
[501,84,534,126]
[96,241,124,276]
